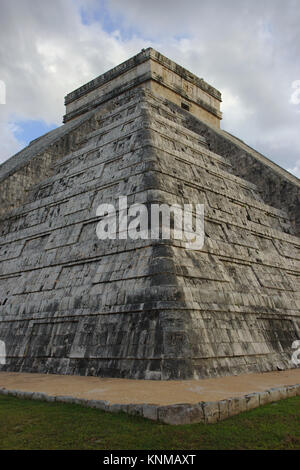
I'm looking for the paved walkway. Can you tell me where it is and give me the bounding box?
[1,369,300,405]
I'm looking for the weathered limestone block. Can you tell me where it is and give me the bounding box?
[286,385,298,398]
[182,404,205,424]
[202,402,219,423]
[259,391,273,406]
[109,403,129,413]
[142,404,158,421]
[244,393,260,410]
[127,404,144,417]
[31,392,48,401]
[218,400,229,421]
[158,404,204,425]
[267,387,287,402]
[54,395,76,404]
[70,397,90,407]
[20,391,35,399]
[227,396,247,416]
[43,395,56,402]
[88,400,109,410]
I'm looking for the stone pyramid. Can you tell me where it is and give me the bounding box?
[0,48,299,380]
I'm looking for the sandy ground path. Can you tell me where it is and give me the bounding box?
[0,369,300,405]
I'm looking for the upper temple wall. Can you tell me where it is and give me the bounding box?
[63,48,222,127]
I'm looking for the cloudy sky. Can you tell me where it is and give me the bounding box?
[0,0,300,176]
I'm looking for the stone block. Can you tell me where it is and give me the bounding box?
[127,404,144,417]
[202,401,219,424]
[6,389,19,397]
[109,403,129,413]
[31,392,48,401]
[227,396,247,416]
[218,400,229,421]
[185,404,205,424]
[71,397,90,407]
[142,404,158,421]
[286,385,298,398]
[245,393,260,410]
[54,395,76,404]
[17,390,34,399]
[268,387,287,402]
[159,403,205,425]
[158,404,197,425]
[259,391,272,406]
[43,394,56,402]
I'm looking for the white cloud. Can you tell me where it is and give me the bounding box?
[290,80,300,105]
[106,0,300,173]
[0,80,6,104]
[0,116,24,164]
[221,89,255,128]
[288,160,300,178]
[0,0,148,162]
[0,0,300,176]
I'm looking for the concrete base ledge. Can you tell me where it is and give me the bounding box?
[1,384,299,425]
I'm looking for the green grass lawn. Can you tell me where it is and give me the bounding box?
[0,395,299,450]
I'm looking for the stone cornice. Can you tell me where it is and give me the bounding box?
[64,48,222,106]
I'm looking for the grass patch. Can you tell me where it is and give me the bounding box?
[0,395,299,450]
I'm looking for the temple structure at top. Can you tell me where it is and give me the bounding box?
[63,48,222,127]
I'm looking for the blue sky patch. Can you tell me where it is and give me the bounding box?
[78,0,152,41]
[79,0,119,33]
[13,119,58,147]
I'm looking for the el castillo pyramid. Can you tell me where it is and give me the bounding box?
[0,48,300,380]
